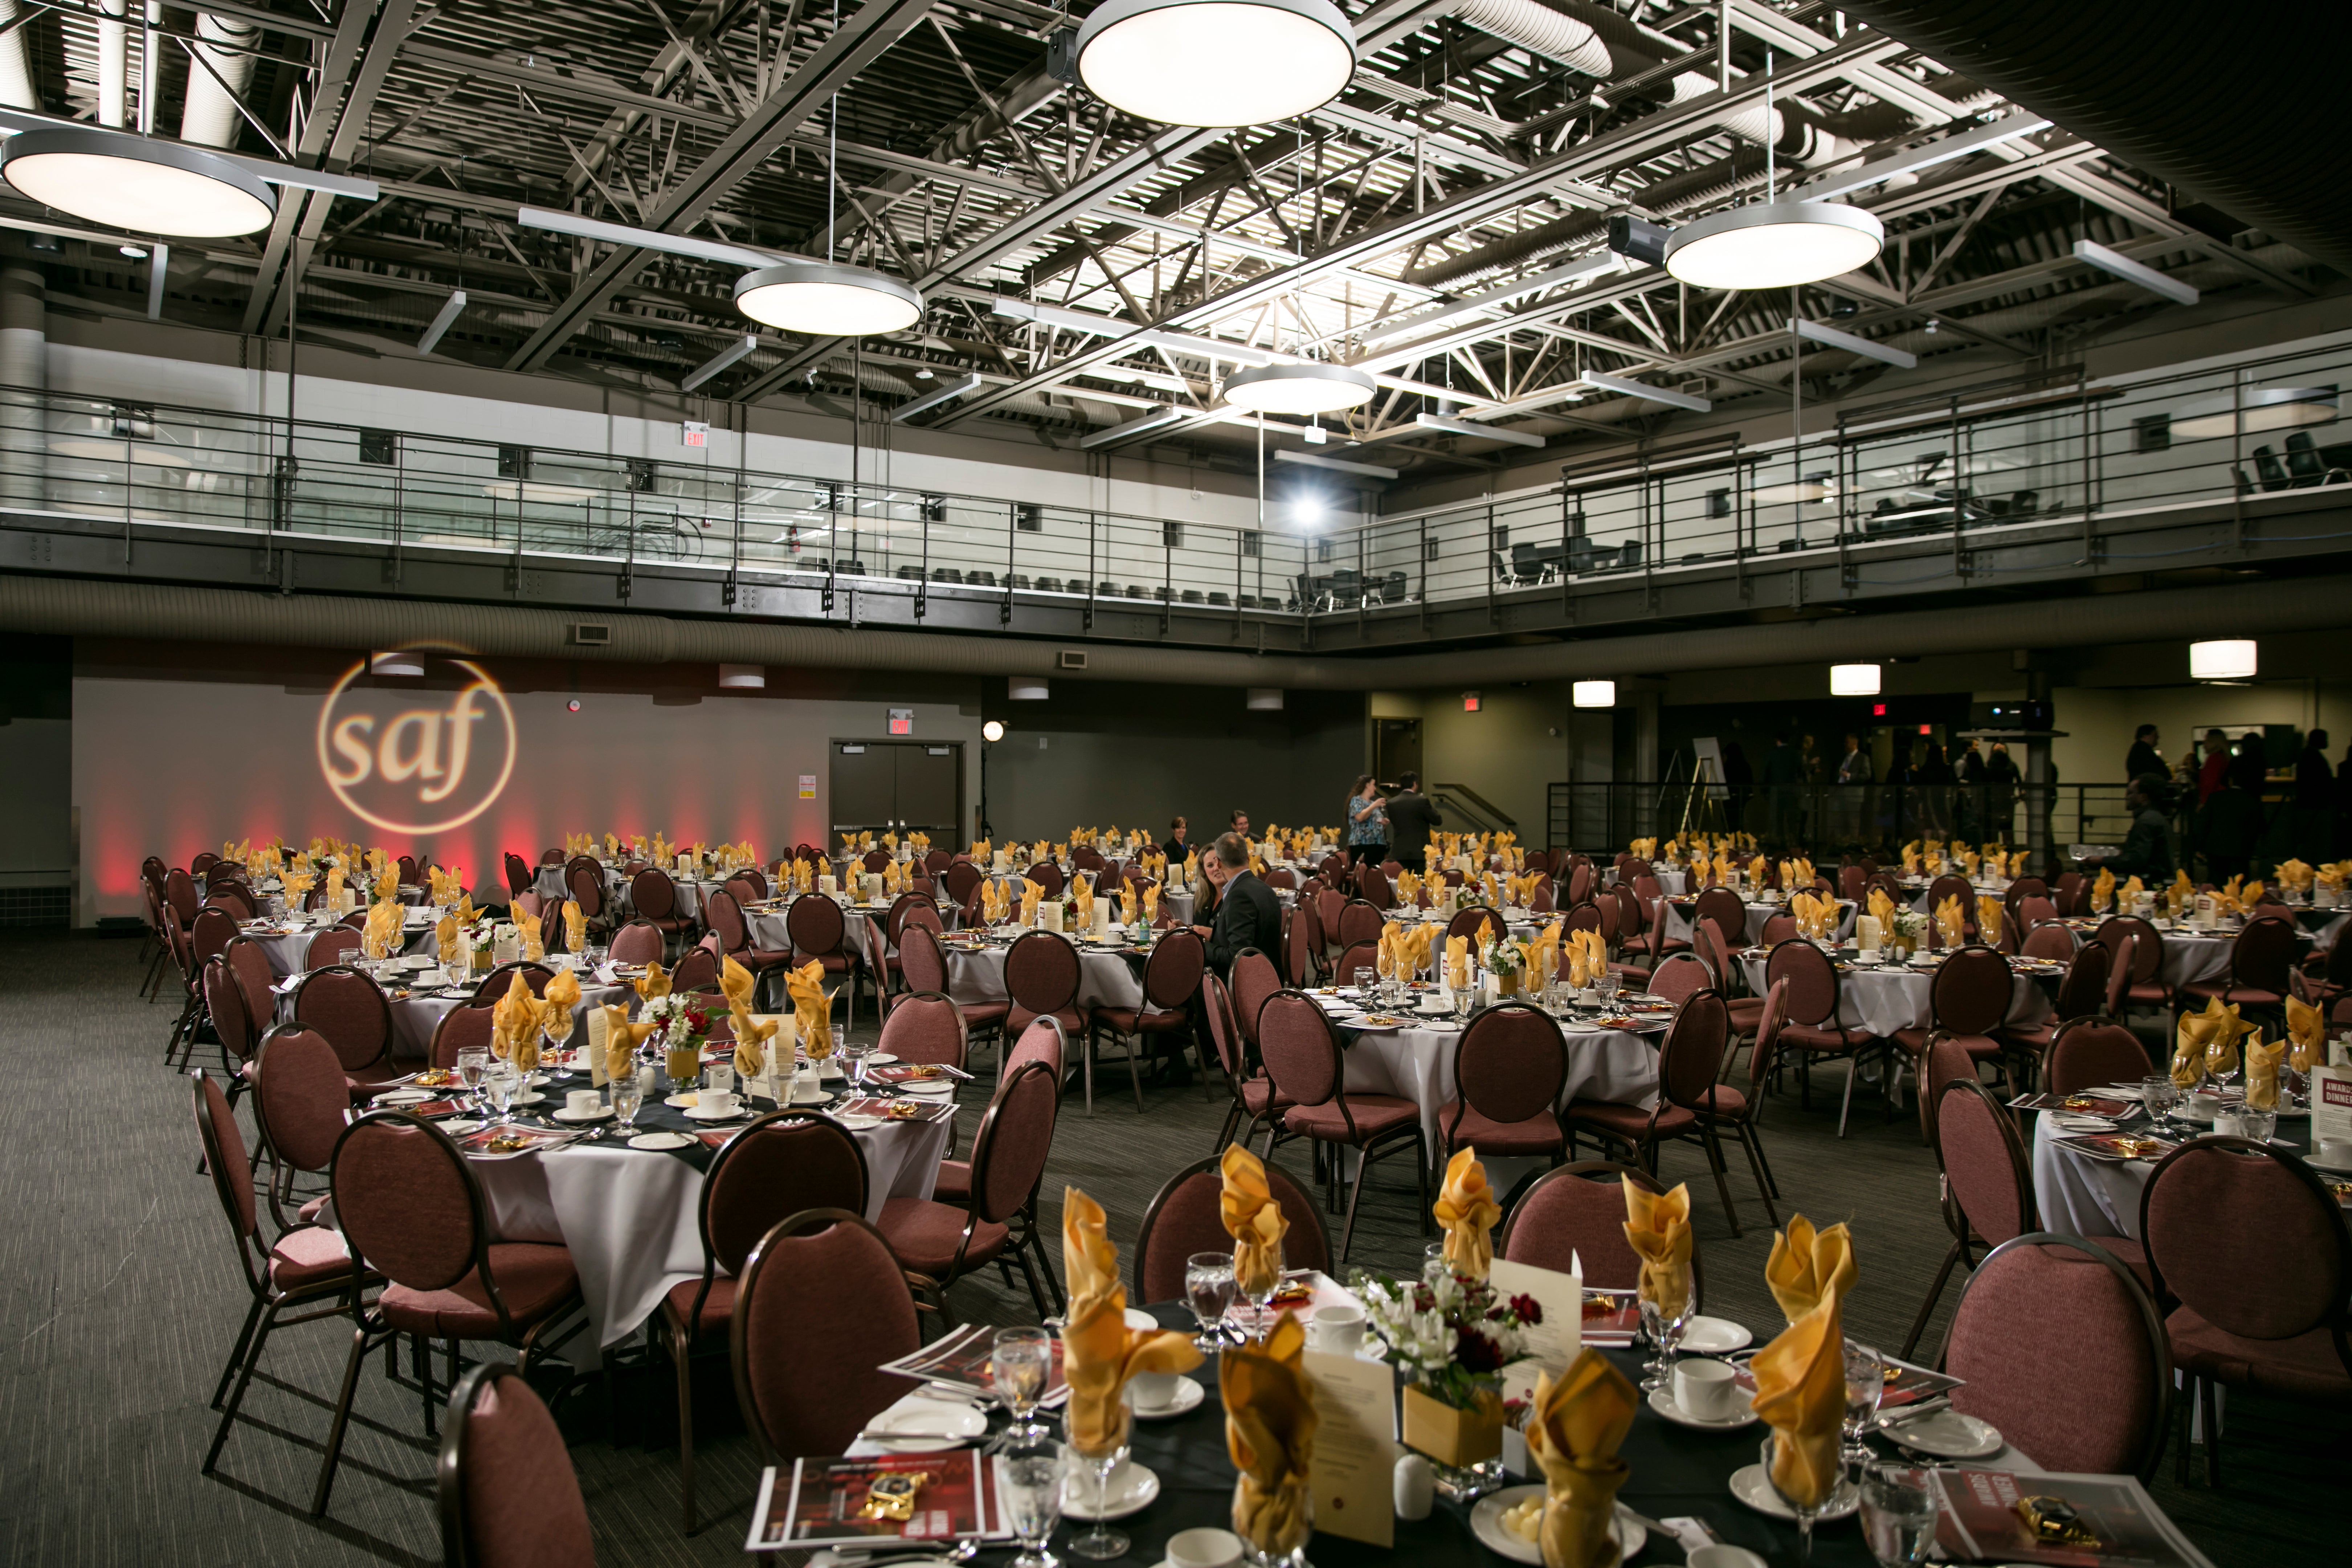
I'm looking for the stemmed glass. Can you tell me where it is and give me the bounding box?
[1183,1252,1237,1350]
[1842,1340,1886,1467]
[1638,1289,1691,1392]
[1001,1437,1066,1568]
[1061,1407,1131,1562]
[456,1047,490,1108]
[1452,985,1474,1024]
[2140,1074,2180,1128]
[1234,1240,1283,1341]
[543,1005,577,1072]
[991,1327,1053,1445]
[1760,1435,1837,1568]
[1351,966,1376,999]
[482,1061,520,1127]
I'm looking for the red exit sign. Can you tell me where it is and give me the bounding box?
[887,707,913,736]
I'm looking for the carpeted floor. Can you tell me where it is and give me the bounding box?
[1,930,2337,1565]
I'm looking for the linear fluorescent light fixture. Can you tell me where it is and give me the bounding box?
[1075,0,1356,127]
[2073,239,2198,307]
[1793,113,2054,202]
[989,298,1275,366]
[1792,317,1916,369]
[1357,252,1624,351]
[1079,407,1188,448]
[1274,449,1397,479]
[1581,371,1711,413]
[891,372,985,423]
[417,289,468,356]
[681,334,760,392]
[1416,412,1545,449]
[518,205,782,268]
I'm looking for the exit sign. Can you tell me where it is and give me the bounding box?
[682,420,710,448]
[887,707,913,736]
[1463,691,1481,712]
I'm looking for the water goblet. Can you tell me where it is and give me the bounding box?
[1760,1434,1841,1568]
[1183,1252,1237,1350]
[1061,1408,1131,1562]
[991,1327,1053,1444]
[1351,966,1375,997]
[1859,1462,1937,1567]
[1842,1339,1885,1465]
[840,1036,874,1095]
[456,1047,490,1104]
[482,1062,519,1126]
[1002,1438,1066,1568]
[1452,986,1474,1023]
[2140,1074,2180,1125]
[1638,1291,1690,1392]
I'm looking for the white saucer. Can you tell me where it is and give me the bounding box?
[1730,1463,1860,1522]
[509,1091,548,1107]
[1646,1384,1758,1432]
[1129,1376,1205,1420]
[2309,1153,2352,1175]
[1680,1315,1752,1353]
[685,1104,750,1121]
[665,1093,700,1108]
[552,1106,614,1123]
[866,1053,898,1065]
[836,1113,882,1130]
[900,1080,955,1095]
[863,1400,988,1452]
[440,1118,485,1134]
[1469,1487,1645,1564]
[1882,1408,2003,1459]
[1062,1461,1160,1520]
[628,1131,694,1150]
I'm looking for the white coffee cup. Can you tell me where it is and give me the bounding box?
[706,1063,734,1095]
[1128,1370,1179,1412]
[700,1088,736,1116]
[2188,1091,2223,1119]
[2213,1108,2247,1138]
[1305,1303,1366,1355]
[1673,1357,1743,1422]
[1168,1527,1244,1568]
[2316,1136,2352,1167]
[566,1089,602,1116]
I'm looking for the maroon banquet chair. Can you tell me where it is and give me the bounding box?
[1890,945,2023,1102]
[1258,989,1430,1263]
[1692,887,1747,955]
[784,892,863,1025]
[704,888,793,1008]
[730,1209,921,1466]
[195,1072,380,1479]
[1498,1160,1702,1306]
[1901,1078,2038,1358]
[293,965,404,1100]
[628,867,693,954]
[303,923,362,971]
[1940,1233,2172,1481]
[1763,940,1878,1136]
[466,961,555,1005]
[311,1112,587,1516]
[503,852,534,898]
[1647,951,1715,1006]
[1204,971,1290,1154]
[2037,1017,2151,1097]
[940,861,984,906]
[934,1018,1070,1204]
[2003,940,2111,1058]
[899,926,1009,1056]
[665,1111,869,1531]
[1336,897,1384,951]
[2091,915,2170,1015]
[1088,928,1205,1114]
[1230,948,1281,1052]
[1024,861,1065,899]
[202,955,260,1097]
[1356,864,1392,911]
[1444,905,1503,946]
[1132,1153,1331,1304]
[1004,928,1090,1045]
[2177,915,2299,1018]
[225,933,278,1044]
[253,1024,363,1231]
[1437,1001,1567,1164]
[669,943,720,995]
[877,1058,1065,1319]
[2140,1136,2352,1483]
[437,1363,596,1568]
[877,991,969,1070]
[1565,990,1752,1234]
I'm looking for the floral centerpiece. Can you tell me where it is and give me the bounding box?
[1888,909,1929,960]
[641,992,715,1084]
[1352,1261,1542,1494]
[1482,935,1528,997]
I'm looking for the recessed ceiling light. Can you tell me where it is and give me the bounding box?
[1664,200,1885,290]
[1075,0,1356,127]
[1,127,277,237]
[1221,361,1375,416]
[733,260,923,336]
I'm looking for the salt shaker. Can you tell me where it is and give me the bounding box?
[1393,1453,1434,1522]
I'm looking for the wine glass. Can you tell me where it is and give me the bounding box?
[1842,1340,1885,1466]
[1760,1434,1836,1568]
[1351,966,1375,998]
[456,1047,490,1105]
[1061,1407,1131,1562]
[2140,1074,2180,1126]
[1183,1252,1236,1350]
[1234,1237,1284,1340]
[1001,1438,1066,1568]
[991,1327,1053,1444]
[1859,1462,1937,1567]
[482,1062,519,1126]
[840,1036,873,1096]
[1638,1289,1690,1392]
[543,1003,577,1069]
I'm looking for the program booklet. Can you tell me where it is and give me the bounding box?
[746,1450,1004,1552]
[1933,1469,2216,1567]
[879,1323,1069,1405]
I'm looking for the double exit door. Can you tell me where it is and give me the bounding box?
[830,740,963,838]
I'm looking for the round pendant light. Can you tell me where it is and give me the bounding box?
[1221,360,1375,416]
[0,127,276,237]
[1572,680,1616,709]
[1075,0,1356,127]
[1665,201,1884,291]
[733,261,923,336]
[2189,640,2257,681]
[1830,663,1882,697]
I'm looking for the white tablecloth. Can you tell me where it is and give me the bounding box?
[275,972,631,1060]
[1663,898,1855,949]
[1605,868,1689,897]
[943,937,1146,1013]
[1738,953,2052,1037]
[2028,1113,2149,1240]
[474,1115,952,1349]
[246,910,439,979]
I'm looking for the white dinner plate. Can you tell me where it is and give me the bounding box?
[1729,1463,1861,1522]
[863,1400,988,1453]
[1469,1487,1644,1565]
[835,1113,882,1130]
[1062,1460,1160,1520]
[1680,1314,1752,1353]
[440,1118,485,1134]
[1128,1376,1205,1420]
[1646,1385,1759,1432]
[552,1106,614,1123]
[685,1104,750,1121]
[628,1131,694,1151]
[1883,1409,2003,1459]
[900,1080,955,1096]
[866,1053,898,1065]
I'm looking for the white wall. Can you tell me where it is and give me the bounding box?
[0,716,70,891]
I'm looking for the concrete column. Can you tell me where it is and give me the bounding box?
[0,264,45,509]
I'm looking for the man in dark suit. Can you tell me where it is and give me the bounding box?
[1194,832,1281,977]
[1383,771,1442,873]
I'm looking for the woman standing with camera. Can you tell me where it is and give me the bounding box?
[1345,773,1389,867]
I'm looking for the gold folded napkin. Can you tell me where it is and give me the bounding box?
[1120,883,1139,925]
[1523,1349,1640,1568]
[634,960,670,1002]
[720,954,756,1009]
[2286,993,2326,1074]
[1222,1312,1317,1560]
[491,971,545,1065]
[1063,1186,1202,1457]
[1074,875,1096,924]
[562,899,587,950]
[453,894,475,929]
[1447,934,1471,992]
[1397,869,1422,905]
[602,1003,652,1083]
[543,967,580,1016]
[2242,879,2267,908]
[1975,895,2004,947]
[515,905,544,961]
[1435,1148,1502,1280]
[2244,1037,2284,1111]
[1866,887,1896,930]
[1622,1177,1693,1319]
[2173,996,2251,1086]
[1751,1294,1845,1511]
[1020,879,1044,926]
[435,910,460,958]
[1221,1142,1288,1298]
[1934,896,1965,948]
[731,1004,779,1079]
[787,960,833,1055]
[1764,1214,1856,1324]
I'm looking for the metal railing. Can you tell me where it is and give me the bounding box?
[2,329,2347,617]
[1545,780,2166,860]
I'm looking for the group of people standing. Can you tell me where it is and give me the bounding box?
[1342,772,1442,872]
[2122,723,2352,881]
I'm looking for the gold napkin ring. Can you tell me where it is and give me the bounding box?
[859,1470,928,1521]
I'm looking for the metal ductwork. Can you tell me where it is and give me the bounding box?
[180,14,261,147]
[1409,151,1761,289]
[1449,0,1612,75]
[96,0,127,128]
[1837,0,2352,277]
[7,571,2351,689]
[0,0,37,110]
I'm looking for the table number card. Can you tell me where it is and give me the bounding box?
[2312,1063,2352,1145]
[1489,1258,1583,1407]
[1302,1348,1396,1548]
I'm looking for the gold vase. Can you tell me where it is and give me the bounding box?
[1402,1383,1504,1467]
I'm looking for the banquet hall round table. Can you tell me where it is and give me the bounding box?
[270,961,633,1059]
[1662,896,1856,948]
[2029,1101,2352,1240]
[1737,947,2057,1037]
[938,930,1148,1013]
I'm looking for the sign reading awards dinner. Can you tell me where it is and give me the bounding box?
[314,653,517,834]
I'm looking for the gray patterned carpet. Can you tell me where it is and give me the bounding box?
[0,930,2334,1565]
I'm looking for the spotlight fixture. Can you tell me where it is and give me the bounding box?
[1572,680,1616,709]
[1074,0,1356,127]
[1830,663,1882,697]
[2189,640,2257,681]
[1664,201,1884,290]
[1221,360,1375,416]
[733,261,923,337]
[1,127,276,236]
[981,719,1006,742]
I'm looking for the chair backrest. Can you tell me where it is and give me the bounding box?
[467,961,555,1005]
[1336,898,1384,949]
[730,1209,920,1461]
[702,1111,870,1277]
[1143,928,1206,1011]
[898,924,949,994]
[565,860,604,920]
[1500,1160,1697,1306]
[1943,1234,2172,1481]
[1356,864,1392,911]
[861,849,892,874]
[2049,939,2110,1020]
[186,906,239,966]
[1332,940,1380,985]
[1936,1079,2035,1248]
[940,862,983,904]
[1132,1155,1331,1304]
[250,1024,351,1174]
[2091,914,2163,983]
[629,867,679,921]
[1838,864,1867,901]
[1657,991,1731,1110]
[1765,939,1840,1028]
[1285,901,1319,987]
[225,934,277,1033]
[877,992,967,1067]
[1004,1017,1067,1083]
[1263,866,1298,891]
[968,1060,1062,1224]
[1229,949,1281,1047]
[1446,905,1502,945]
[203,955,256,1065]
[503,852,534,897]
[1003,930,1081,1016]
[1257,989,1341,1109]
[670,944,719,994]
[705,889,749,953]
[1692,887,1746,952]
[1699,923,1741,997]
[1648,951,1714,1005]
[205,885,258,920]
[609,919,665,965]
[193,1071,258,1248]
[1200,972,1246,1080]
[438,1363,595,1568]
[785,893,846,959]
[294,965,393,1073]
[1930,945,2012,1037]
[1927,875,1975,938]
[2042,1018,2150,1095]
[1025,862,1064,898]
[884,891,932,948]
[430,1001,499,1070]
[2014,895,2058,930]
[1759,911,1797,945]
[2103,932,2137,1017]
[166,866,200,926]
[1312,886,1346,942]
[1450,1003,1566,1128]
[1749,978,1791,1093]
[333,1113,486,1297]
[2231,914,2298,993]
[2141,1137,2352,1350]
[304,923,362,969]
[2018,920,2074,961]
